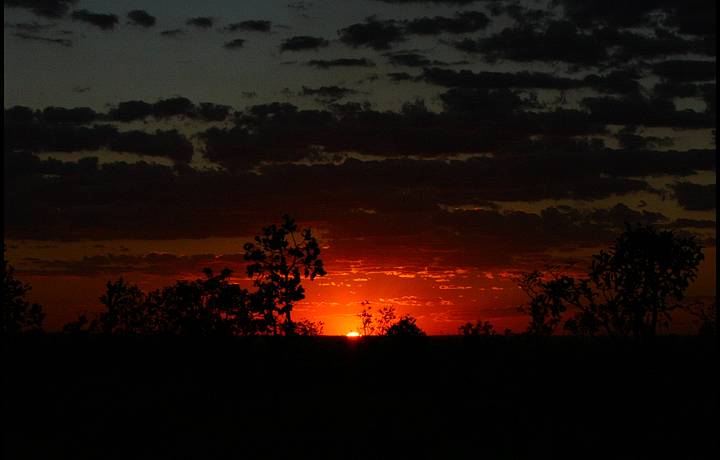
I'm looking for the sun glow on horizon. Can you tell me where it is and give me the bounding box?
[346,331,361,338]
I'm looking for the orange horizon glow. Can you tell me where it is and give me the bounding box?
[6,244,715,336]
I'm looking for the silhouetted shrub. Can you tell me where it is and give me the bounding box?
[386,314,426,336]
[356,303,397,335]
[459,320,496,336]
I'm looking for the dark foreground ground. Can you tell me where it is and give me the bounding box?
[4,335,717,459]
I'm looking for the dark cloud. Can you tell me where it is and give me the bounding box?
[41,106,97,123]
[454,20,711,65]
[598,28,712,61]
[109,130,194,163]
[150,97,194,118]
[582,95,714,128]
[15,198,672,274]
[5,122,118,152]
[287,1,311,11]
[439,87,539,115]
[386,54,466,68]
[455,21,608,65]
[385,52,431,67]
[160,29,185,38]
[307,58,375,68]
[15,252,249,277]
[193,96,718,171]
[127,10,156,27]
[387,71,416,81]
[581,69,643,95]
[280,35,329,51]
[301,86,358,103]
[6,21,56,32]
[615,126,673,151]
[653,82,715,100]
[108,100,153,121]
[339,11,491,51]
[556,0,664,28]
[373,0,478,4]
[5,0,77,18]
[671,218,716,229]
[662,0,716,36]
[670,182,716,211]
[13,32,72,46]
[556,0,716,36]
[422,67,642,94]
[186,17,214,28]
[4,144,714,246]
[225,20,271,32]
[4,105,198,162]
[488,2,553,26]
[71,9,118,30]
[0,156,675,264]
[405,11,489,35]
[338,17,406,50]
[195,102,232,121]
[652,60,716,83]
[405,11,490,35]
[422,67,579,90]
[223,38,245,50]
[108,97,231,122]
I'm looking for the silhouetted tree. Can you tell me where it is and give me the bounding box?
[293,319,324,336]
[96,278,147,334]
[459,320,496,336]
[70,268,263,336]
[688,300,717,336]
[358,301,375,336]
[3,254,44,335]
[356,303,398,335]
[148,268,255,336]
[62,313,90,334]
[386,314,425,336]
[376,306,397,335]
[243,214,326,335]
[520,224,704,339]
[67,216,326,336]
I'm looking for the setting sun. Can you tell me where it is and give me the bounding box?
[346,331,361,338]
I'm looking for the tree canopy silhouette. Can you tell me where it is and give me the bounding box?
[64,215,326,336]
[385,314,426,336]
[519,224,704,339]
[3,252,44,335]
[243,214,326,335]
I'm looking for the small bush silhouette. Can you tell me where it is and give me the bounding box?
[459,320,496,336]
[357,302,397,335]
[386,314,425,336]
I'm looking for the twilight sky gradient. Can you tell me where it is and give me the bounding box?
[4,0,716,334]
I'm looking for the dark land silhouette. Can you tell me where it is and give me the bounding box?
[4,335,716,459]
[3,220,717,459]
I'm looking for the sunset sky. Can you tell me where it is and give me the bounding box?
[4,0,716,334]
